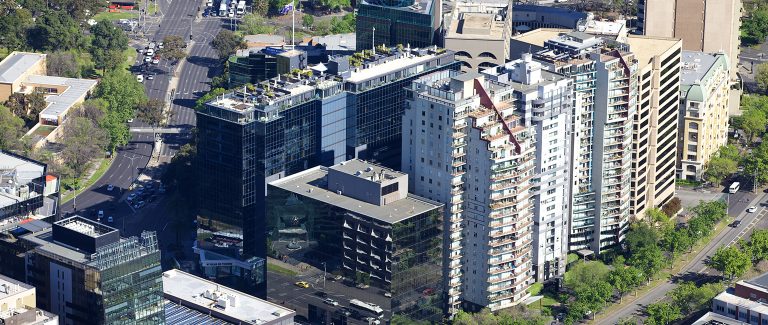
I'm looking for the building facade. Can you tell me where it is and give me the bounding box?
[404,69,551,311]
[356,0,442,51]
[0,274,58,325]
[267,160,445,322]
[443,0,512,71]
[678,52,730,181]
[24,217,164,325]
[196,47,457,296]
[711,273,768,324]
[481,56,572,282]
[636,0,741,83]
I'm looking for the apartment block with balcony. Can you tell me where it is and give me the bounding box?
[511,30,636,254]
[267,159,445,322]
[628,35,682,218]
[481,55,573,282]
[678,51,730,181]
[403,70,539,311]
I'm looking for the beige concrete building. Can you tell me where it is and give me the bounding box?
[444,0,512,71]
[0,52,97,126]
[627,35,682,218]
[0,274,58,324]
[678,52,730,181]
[637,0,741,82]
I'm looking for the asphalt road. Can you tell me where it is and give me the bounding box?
[598,190,768,324]
[62,0,221,224]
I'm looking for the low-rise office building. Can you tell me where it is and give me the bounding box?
[162,269,294,325]
[267,159,445,322]
[678,51,730,181]
[0,274,58,325]
[711,273,768,323]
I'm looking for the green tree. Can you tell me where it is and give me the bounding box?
[252,0,268,15]
[239,13,275,35]
[90,21,129,73]
[745,141,768,184]
[211,29,244,60]
[564,260,610,291]
[26,92,46,123]
[704,156,739,186]
[663,228,694,256]
[28,10,85,51]
[740,108,767,144]
[645,302,682,325]
[669,281,723,314]
[195,88,227,110]
[302,13,314,28]
[625,221,661,256]
[0,7,34,51]
[60,116,108,179]
[741,9,768,45]
[72,99,107,124]
[758,63,768,93]
[608,265,643,302]
[747,229,768,262]
[158,35,187,63]
[318,0,350,11]
[137,99,165,140]
[329,13,355,34]
[0,104,24,151]
[629,245,666,283]
[710,246,751,279]
[94,69,147,150]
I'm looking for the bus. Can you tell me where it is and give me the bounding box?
[349,299,384,318]
[729,182,740,193]
[218,0,228,16]
[236,0,245,15]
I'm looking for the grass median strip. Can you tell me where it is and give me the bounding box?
[61,158,113,204]
[267,263,298,277]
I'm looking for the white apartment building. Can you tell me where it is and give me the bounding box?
[403,60,571,310]
[482,54,572,282]
[510,31,637,253]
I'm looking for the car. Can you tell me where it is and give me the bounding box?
[148,42,156,49]
[134,201,145,209]
[364,317,380,324]
[146,73,155,80]
[127,193,137,201]
[152,58,159,64]
[748,206,758,213]
[158,42,164,49]
[228,11,234,17]
[107,184,114,191]
[136,75,144,83]
[107,216,113,223]
[383,292,392,298]
[98,210,104,218]
[314,291,328,298]
[146,49,155,56]
[731,220,743,227]
[203,11,208,17]
[144,56,151,62]
[127,118,134,123]
[323,298,338,306]
[294,281,310,288]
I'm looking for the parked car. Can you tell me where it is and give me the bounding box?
[134,201,146,209]
[148,42,156,49]
[146,48,155,56]
[158,42,164,49]
[107,184,114,191]
[136,74,144,83]
[107,216,114,223]
[144,56,151,63]
[152,58,159,64]
[127,193,137,201]
[98,210,104,218]
[323,298,338,306]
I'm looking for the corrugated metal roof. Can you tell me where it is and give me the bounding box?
[0,52,45,83]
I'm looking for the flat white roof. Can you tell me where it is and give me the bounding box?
[0,274,34,300]
[346,52,440,83]
[0,52,44,84]
[162,269,295,324]
[27,75,98,120]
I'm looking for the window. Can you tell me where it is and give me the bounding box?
[382,183,398,195]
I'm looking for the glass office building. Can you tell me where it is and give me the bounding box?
[267,160,445,322]
[356,0,440,50]
[24,217,164,324]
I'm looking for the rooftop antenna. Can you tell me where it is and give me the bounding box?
[291,1,296,48]
[372,27,376,53]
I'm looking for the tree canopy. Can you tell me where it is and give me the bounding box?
[211,30,245,60]
[90,21,129,73]
[93,70,147,150]
[239,13,275,35]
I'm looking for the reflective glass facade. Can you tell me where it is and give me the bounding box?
[266,186,445,323]
[228,53,278,88]
[356,0,438,51]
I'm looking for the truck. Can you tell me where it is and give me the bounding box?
[236,0,245,15]
[218,0,228,16]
